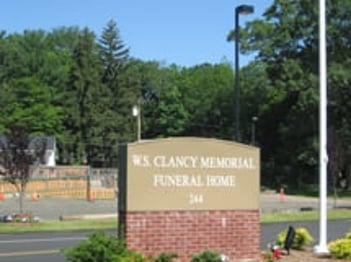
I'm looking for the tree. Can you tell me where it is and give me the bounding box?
[99,19,129,84]
[227,0,319,188]
[98,20,134,166]
[177,63,234,139]
[64,28,109,166]
[228,0,351,189]
[0,76,63,134]
[152,85,189,137]
[0,124,47,213]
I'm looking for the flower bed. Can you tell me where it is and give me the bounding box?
[0,211,40,223]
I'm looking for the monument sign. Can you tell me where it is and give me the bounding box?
[118,137,260,261]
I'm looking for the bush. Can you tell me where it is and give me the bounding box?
[64,230,148,262]
[64,231,122,262]
[328,231,351,259]
[276,227,313,250]
[328,238,351,259]
[190,250,222,262]
[151,253,178,262]
[116,250,149,262]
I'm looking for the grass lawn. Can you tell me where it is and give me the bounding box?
[0,218,118,233]
[261,208,351,223]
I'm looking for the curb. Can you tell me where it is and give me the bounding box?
[59,213,118,221]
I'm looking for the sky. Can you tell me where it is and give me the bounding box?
[1,0,272,67]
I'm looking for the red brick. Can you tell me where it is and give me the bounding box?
[119,210,260,261]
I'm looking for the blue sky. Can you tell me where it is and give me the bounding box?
[1,0,272,67]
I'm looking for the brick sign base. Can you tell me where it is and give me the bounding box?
[119,209,260,261]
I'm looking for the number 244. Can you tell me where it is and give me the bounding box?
[189,194,204,204]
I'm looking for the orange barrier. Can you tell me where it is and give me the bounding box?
[1,180,116,200]
[279,187,285,202]
[31,192,39,201]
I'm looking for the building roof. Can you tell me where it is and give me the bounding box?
[0,136,56,151]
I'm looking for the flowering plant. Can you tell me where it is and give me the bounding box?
[1,212,40,223]
[261,249,281,261]
[261,244,282,261]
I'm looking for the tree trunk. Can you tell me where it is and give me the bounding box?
[19,189,25,214]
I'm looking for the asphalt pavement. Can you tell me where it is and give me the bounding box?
[0,194,351,262]
[0,192,350,220]
[0,198,118,220]
[260,192,351,213]
[1,221,351,262]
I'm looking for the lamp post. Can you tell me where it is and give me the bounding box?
[234,5,254,142]
[251,116,258,145]
[132,105,141,142]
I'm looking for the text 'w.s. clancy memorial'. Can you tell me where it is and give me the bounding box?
[118,137,260,261]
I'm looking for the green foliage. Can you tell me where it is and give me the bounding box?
[64,230,149,262]
[64,27,111,165]
[65,229,176,262]
[227,0,351,189]
[99,19,129,82]
[190,250,221,262]
[153,85,189,137]
[64,230,121,262]
[115,250,149,262]
[1,0,351,192]
[0,76,63,134]
[177,63,234,139]
[151,253,178,262]
[328,230,351,259]
[276,227,313,250]
[328,238,351,259]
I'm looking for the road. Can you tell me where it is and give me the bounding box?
[0,229,117,262]
[0,193,350,261]
[1,220,351,262]
[1,193,350,220]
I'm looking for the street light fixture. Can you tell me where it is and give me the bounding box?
[234,4,254,142]
[132,105,141,142]
[251,116,258,145]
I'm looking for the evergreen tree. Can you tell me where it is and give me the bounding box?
[99,19,129,84]
[64,28,109,165]
[98,20,135,166]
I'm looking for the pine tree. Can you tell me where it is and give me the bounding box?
[98,20,136,166]
[64,28,109,165]
[99,19,129,84]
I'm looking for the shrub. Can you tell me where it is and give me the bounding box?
[64,230,148,262]
[328,238,351,259]
[64,230,122,262]
[115,250,149,262]
[276,227,313,250]
[151,253,178,262]
[190,250,222,262]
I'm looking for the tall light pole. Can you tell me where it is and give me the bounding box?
[314,0,329,254]
[235,5,254,142]
[251,116,258,145]
[132,105,141,142]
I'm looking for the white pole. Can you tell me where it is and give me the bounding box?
[314,0,329,254]
[132,105,141,142]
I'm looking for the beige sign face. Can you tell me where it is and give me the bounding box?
[122,137,260,211]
